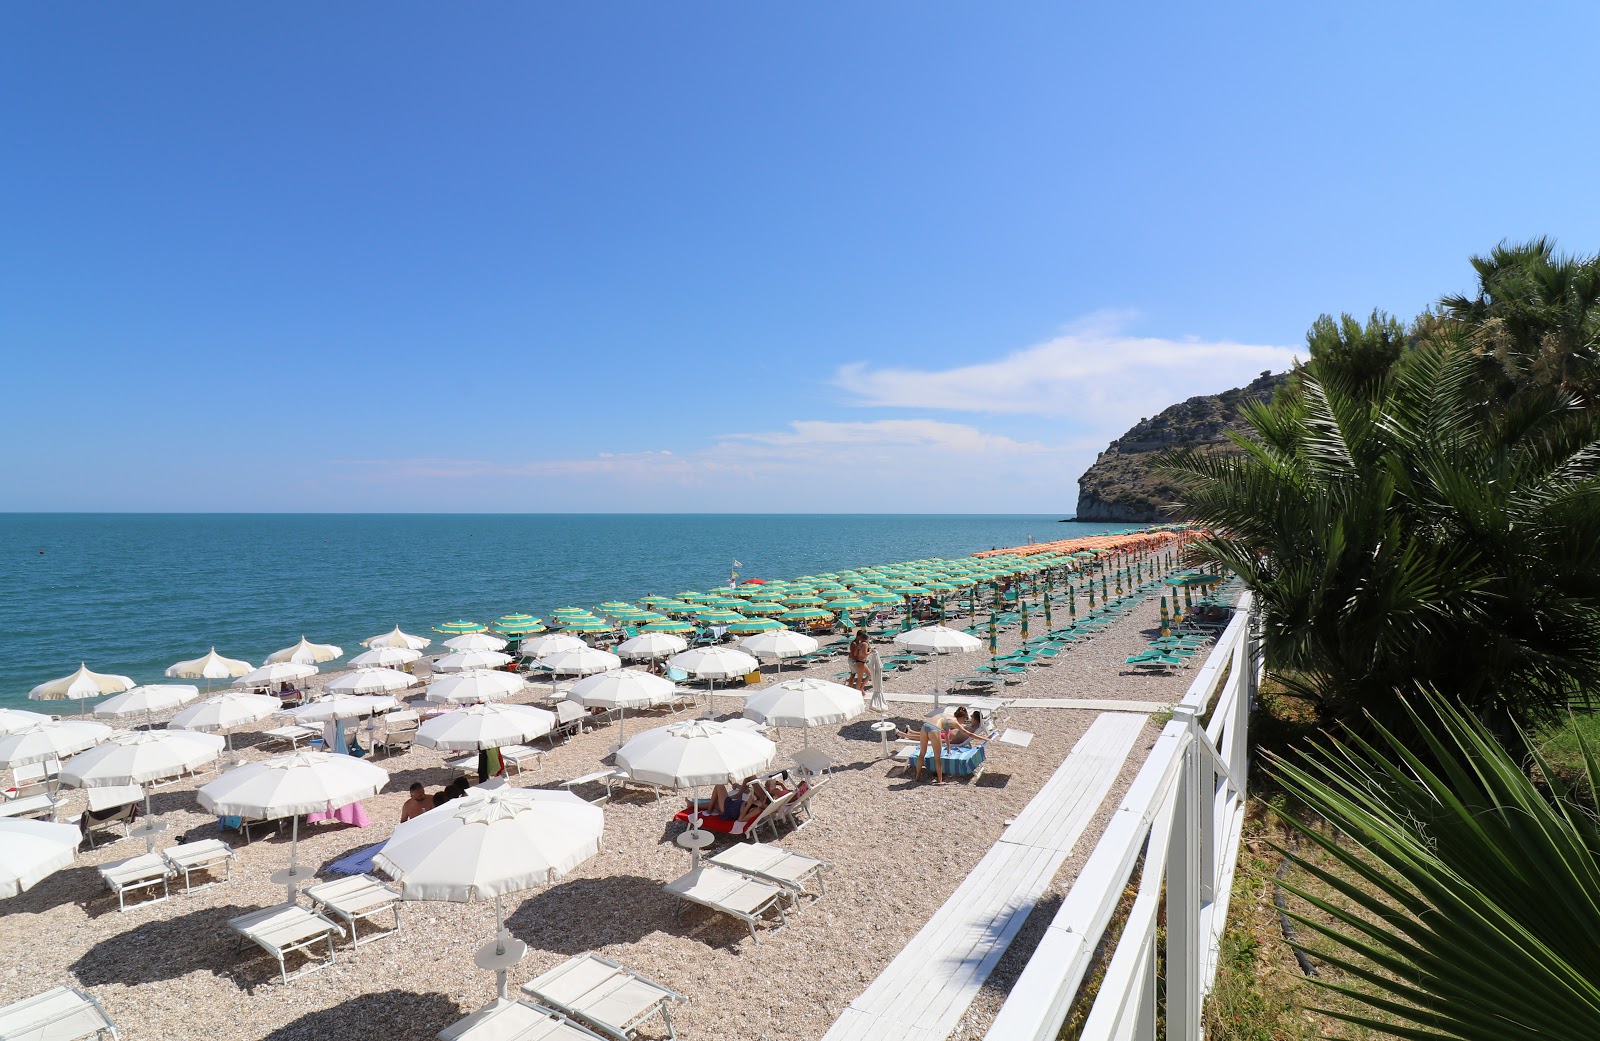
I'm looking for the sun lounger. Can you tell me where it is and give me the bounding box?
[0,794,59,822]
[98,852,172,911]
[156,837,235,894]
[0,985,120,1041]
[521,953,687,1041]
[227,903,346,985]
[671,789,794,842]
[373,729,415,758]
[709,842,828,899]
[779,777,829,829]
[303,874,402,952]
[662,864,787,943]
[562,769,621,804]
[263,724,320,750]
[438,1000,613,1041]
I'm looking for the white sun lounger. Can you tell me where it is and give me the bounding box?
[0,985,120,1041]
[303,874,403,953]
[709,842,829,899]
[663,864,787,944]
[0,794,59,822]
[227,903,346,985]
[263,725,320,750]
[438,999,612,1041]
[520,953,687,1041]
[98,852,172,912]
[161,838,236,894]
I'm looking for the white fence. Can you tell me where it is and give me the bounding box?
[983,592,1260,1041]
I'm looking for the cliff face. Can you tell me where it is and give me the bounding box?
[1074,370,1289,522]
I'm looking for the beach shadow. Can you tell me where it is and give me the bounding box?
[507,875,668,954]
[973,772,1012,789]
[72,904,254,984]
[257,989,461,1041]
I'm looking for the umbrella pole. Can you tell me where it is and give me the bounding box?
[282,815,302,902]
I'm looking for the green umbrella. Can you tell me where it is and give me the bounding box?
[605,608,653,621]
[779,607,832,622]
[434,620,487,634]
[726,617,783,634]
[638,596,677,606]
[491,616,547,635]
[551,607,593,618]
[826,596,870,611]
[560,618,614,632]
[708,598,748,610]
[597,601,634,613]
[640,619,695,634]
[783,595,825,606]
[1019,598,1030,641]
[695,610,744,624]
[740,602,788,615]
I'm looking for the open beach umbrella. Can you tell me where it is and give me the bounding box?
[738,629,819,674]
[238,661,319,689]
[895,625,982,707]
[521,633,588,658]
[665,646,758,718]
[169,691,282,759]
[434,620,488,635]
[434,650,514,673]
[325,667,416,696]
[535,647,622,677]
[61,729,225,851]
[639,619,696,634]
[726,617,783,635]
[0,708,54,736]
[166,649,254,687]
[0,819,81,899]
[416,703,556,752]
[92,684,200,728]
[616,632,689,661]
[615,720,775,850]
[0,720,113,771]
[375,787,603,998]
[559,617,615,633]
[266,636,344,665]
[443,633,509,653]
[348,646,423,669]
[491,616,546,636]
[743,678,863,747]
[364,626,432,650]
[425,669,527,705]
[290,694,400,724]
[29,663,136,716]
[568,669,678,742]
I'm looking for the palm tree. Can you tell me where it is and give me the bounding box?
[1266,692,1600,1040]
[1165,339,1600,732]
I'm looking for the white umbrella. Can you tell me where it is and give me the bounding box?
[169,691,281,760]
[29,663,136,715]
[535,648,621,677]
[363,626,431,650]
[61,729,225,851]
[374,787,603,999]
[325,668,416,695]
[739,629,819,674]
[0,708,55,736]
[266,636,344,665]
[435,650,513,673]
[348,647,423,669]
[0,720,113,770]
[166,648,254,686]
[415,703,555,751]
[425,669,526,705]
[743,678,864,747]
[289,694,400,723]
[893,625,982,706]
[443,633,508,653]
[199,750,389,899]
[615,719,775,842]
[0,818,81,899]
[93,684,200,728]
[615,633,688,661]
[520,633,586,658]
[665,646,759,718]
[568,670,678,742]
[238,662,319,689]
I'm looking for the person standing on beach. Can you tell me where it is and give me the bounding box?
[847,629,870,693]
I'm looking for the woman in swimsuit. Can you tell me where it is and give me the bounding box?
[897,708,984,784]
[847,629,871,694]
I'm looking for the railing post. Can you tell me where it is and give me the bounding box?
[1166,706,1203,1041]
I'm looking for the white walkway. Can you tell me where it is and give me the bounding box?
[821,712,1148,1041]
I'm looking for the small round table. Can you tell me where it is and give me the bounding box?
[676,826,715,867]
[871,720,900,759]
[475,934,529,1000]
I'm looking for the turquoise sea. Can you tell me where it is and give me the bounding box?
[0,514,1138,710]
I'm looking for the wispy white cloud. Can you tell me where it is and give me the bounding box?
[834,311,1300,423]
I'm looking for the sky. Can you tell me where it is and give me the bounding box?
[3,3,1597,513]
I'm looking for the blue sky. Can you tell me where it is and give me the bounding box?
[3,3,1596,513]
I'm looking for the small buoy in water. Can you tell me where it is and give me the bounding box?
[39,549,44,555]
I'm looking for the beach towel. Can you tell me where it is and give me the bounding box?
[328,841,387,876]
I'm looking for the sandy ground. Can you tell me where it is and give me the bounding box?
[0,581,1219,1041]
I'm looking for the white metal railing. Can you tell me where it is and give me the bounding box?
[983,591,1260,1041]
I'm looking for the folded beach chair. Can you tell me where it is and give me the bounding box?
[662,864,787,944]
[303,874,403,953]
[0,985,120,1041]
[438,1000,612,1041]
[521,952,687,1041]
[162,838,236,894]
[227,903,346,985]
[98,852,172,912]
[709,842,829,900]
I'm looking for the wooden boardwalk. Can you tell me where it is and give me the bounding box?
[822,712,1148,1041]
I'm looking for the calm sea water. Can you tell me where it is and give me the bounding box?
[0,514,1137,709]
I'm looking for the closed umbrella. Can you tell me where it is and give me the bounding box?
[348,646,423,669]
[375,787,603,999]
[92,684,200,728]
[443,633,509,653]
[568,670,678,742]
[266,636,344,665]
[665,647,758,718]
[199,751,389,899]
[238,662,319,690]
[435,650,513,673]
[615,720,775,853]
[0,720,112,771]
[166,648,254,689]
[425,670,527,705]
[616,632,689,661]
[169,691,281,761]
[61,729,225,851]
[869,650,888,713]
[29,663,136,716]
[894,625,981,708]
[0,708,53,736]
[738,629,819,675]
[364,626,431,651]
[0,819,81,899]
[743,678,863,746]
